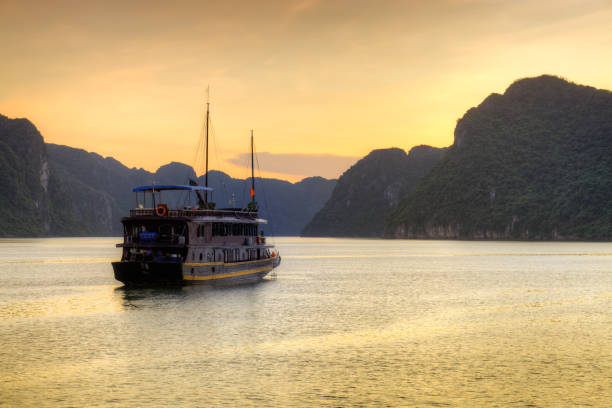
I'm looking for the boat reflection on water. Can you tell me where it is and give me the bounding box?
[114,286,188,307]
[113,278,277,310]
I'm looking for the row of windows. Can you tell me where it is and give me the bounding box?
[195,223,258,237]
[213,223,258,237]
[192,248,264,262]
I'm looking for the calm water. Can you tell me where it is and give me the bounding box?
[0,238,610,407]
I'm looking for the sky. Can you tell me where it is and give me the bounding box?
[1,0,612,182]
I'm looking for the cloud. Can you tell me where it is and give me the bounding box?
[227,152,359,179]
[288,0,322,15]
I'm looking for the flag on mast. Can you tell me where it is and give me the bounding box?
[250,187,255,198]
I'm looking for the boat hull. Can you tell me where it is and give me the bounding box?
[112,261,183,286]
[113,256,280,287]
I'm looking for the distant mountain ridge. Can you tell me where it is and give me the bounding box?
[5,75,609,240]
[387,75,612,240]
[301,145,447,237]
[0,115,336,237]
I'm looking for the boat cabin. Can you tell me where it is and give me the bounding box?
[118,185,271,264]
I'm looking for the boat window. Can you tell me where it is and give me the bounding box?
[212,223,224,236]
[199,252,203,261]
[211,222,258,237]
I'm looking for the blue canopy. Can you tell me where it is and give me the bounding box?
[132,185,213,192]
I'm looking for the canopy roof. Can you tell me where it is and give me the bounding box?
[132,185,213,193]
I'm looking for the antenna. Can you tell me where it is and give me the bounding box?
[251,129,255,204]
[204,86,210,204]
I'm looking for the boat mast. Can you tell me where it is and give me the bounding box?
[251,129,255,204]
[204,88,210,204]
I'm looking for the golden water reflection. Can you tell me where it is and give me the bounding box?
[0,286,123,319]
[0,238,610,407]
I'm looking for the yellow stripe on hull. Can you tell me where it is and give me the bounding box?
[183,265,273,281]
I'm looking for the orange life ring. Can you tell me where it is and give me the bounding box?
[155,204,168,217]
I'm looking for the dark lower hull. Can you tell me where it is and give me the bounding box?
[112,261,183,286]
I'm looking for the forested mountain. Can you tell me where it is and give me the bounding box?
[301,146,446,237]
[387,75,612,240]
[46,143,152,235]
[0,115,335,237]
[0,115,54,235]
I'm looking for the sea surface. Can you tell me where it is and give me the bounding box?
[0,237,610,407]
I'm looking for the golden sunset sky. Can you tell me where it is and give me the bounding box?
[1,0,612,181]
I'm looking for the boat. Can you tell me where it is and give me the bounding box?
[111,101,281,286]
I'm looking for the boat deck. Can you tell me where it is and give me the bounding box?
[129,208,258,218]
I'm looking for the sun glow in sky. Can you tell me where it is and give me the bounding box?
[2,0,612,181]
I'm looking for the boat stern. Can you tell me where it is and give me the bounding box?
[112,261,183,286]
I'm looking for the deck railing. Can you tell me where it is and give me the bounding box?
[129,208,258,218]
